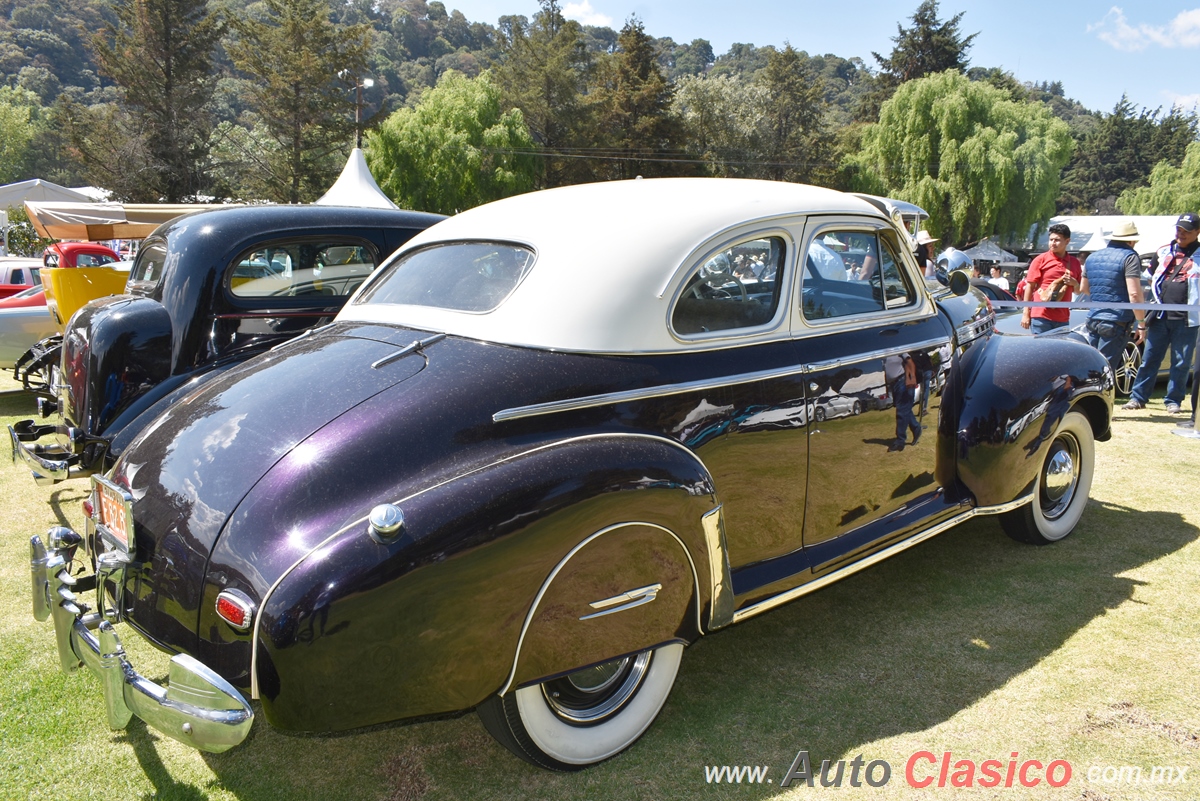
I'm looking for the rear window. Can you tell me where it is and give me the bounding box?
[355,242,535,313]
[75,253,116,267]
[130,242,168,284]
[228,240,378,299]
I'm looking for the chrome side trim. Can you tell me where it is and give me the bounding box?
[493,336,951,423]
[701,506,735,629]
[494,365,811,423]
[250,431,716,699]
[580,583,663,620]
[499,521,702,696]
[730,495,1033,625]
[805,336,950,373]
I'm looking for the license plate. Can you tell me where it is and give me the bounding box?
[93,476,133,551]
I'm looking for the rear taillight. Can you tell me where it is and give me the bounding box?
[216,590,255,631]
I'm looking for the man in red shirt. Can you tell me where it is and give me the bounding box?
[1021,223,1082,334]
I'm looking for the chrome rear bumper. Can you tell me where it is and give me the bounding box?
[30,529,254,753]
[9,421,101,485]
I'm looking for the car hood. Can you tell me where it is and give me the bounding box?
[112,323,435,562]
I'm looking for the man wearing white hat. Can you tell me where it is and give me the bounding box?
[1079,220,1146,380]
[914,230,938,277]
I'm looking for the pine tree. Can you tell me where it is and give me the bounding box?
[226,0,372,203]
[89,0,224,201]
[589,17,687,180]
[493,0,593,187]
[757,44,832,184]
[858,0,975,121]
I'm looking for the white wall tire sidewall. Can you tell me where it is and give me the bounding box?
[514,643,684,766]
[1032,411,1094,542]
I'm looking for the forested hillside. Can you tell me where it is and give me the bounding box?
[1,0,1196,244]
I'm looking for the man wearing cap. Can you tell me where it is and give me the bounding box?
[1123,212,1200,413]
[1022,223,1082,334]
[1079,220,1146,380]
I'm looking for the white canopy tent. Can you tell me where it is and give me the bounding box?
[0,179,94,208]
[315,148,398,209]
[23,202,229,240]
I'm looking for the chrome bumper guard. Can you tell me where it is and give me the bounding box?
[9,421,97,485]
[30,529,254,753]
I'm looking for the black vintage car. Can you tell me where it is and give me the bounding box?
[10,204,442,484]
[26,179,1113,769]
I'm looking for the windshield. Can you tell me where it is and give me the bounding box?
[355,242,535,313]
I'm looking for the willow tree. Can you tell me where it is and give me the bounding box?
[846,70,1072,246]
[1118,140,1200,215]
[366,71,538,214]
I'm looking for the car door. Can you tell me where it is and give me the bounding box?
[795,218,955,571]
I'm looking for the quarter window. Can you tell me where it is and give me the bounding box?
[672,237,786,335]
[801,230,914,320]
[229,241,377,299]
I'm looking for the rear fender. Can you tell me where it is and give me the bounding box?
[62,296,171,435]
[250,434,726,733]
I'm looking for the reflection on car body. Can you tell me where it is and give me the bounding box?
[21,179,1113,772]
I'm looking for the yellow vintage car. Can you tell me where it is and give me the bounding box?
[40,242,127,329]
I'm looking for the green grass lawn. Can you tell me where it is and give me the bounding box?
[1,374,1198,800]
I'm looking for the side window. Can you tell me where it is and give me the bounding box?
[130,242,167,283]
[801,229,914,320]
[672,236,786,335]
[11,269,24,284]
[229,241,377,299]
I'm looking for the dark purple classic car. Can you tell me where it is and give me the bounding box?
[27,179,1113,769]
[10,204,442,484]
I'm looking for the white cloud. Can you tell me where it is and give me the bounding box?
[562,1,612,27]
[1089,6,1200,51]
[1162,91,1200,112]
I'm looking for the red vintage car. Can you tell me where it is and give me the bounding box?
[42,242,120,269]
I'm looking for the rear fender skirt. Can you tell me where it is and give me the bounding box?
[953,333,1113,506]
[250,433,723,733]
[503,521,700,694]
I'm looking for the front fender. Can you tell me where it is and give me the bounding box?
[249,434,720,733]
[952,333,1113,507]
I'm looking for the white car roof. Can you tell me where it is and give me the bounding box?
[339,178,886,353]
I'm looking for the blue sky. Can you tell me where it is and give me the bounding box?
[438,1,1200,114]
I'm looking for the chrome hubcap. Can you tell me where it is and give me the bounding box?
[1041,433,1080,519]
[542,651,653,725]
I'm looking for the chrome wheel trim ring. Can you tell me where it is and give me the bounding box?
[542,651,653,725]
[1040,433,1080,520]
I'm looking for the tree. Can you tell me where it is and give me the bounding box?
[0,87,47,184]
[226,0,372,203]
[756,44,832,184]
[1118,141,1200,215]
[673,73,767,177]
[860,0,975,120]
[367,71,538,214]
[588,17,688,180]
[847,70,1073,246]
[89,0,225,201]
[1058,97,1197,214]
[493,0,593,187]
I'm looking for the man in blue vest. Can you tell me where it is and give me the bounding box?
[1123,212,1200,413]
[1079,220,1146,382]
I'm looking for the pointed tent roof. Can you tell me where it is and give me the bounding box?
[315,148,398,209]
[0,179,93,208]
[962,239,1017,263]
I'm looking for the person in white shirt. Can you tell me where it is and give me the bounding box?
[987,265,1010,291]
